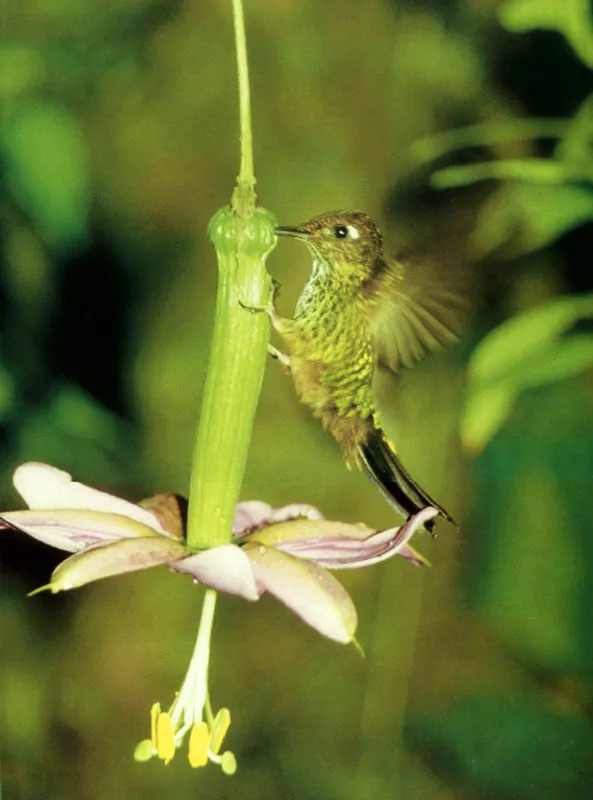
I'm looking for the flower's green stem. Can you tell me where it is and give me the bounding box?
[185,0,277,550]
[232,0,254,196]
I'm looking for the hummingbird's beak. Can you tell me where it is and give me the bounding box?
[275,225,310,240]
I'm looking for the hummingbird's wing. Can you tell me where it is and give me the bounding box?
[370,256,465,372]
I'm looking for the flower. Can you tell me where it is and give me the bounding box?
[0,462,432,645]
[0,462,434,770]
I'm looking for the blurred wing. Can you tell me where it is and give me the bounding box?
[370,256,466,372]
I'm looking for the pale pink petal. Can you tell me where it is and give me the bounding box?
[248,518,375,548]
[398,545,431,567]
[266,503,324,524]
[172,544,259,601]
[12,463,164,532]
[233,501,324,537]
[232,502,273,536]
[243,542,357,643]
[264,508,435,569]
[49,536,187,592]
[0,509,164,553]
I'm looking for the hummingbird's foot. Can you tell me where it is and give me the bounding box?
[239,281,284,330]
[238,299,266,314]
[267,344,291,372]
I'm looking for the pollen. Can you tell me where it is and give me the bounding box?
[154,707,176,764]
[188,722,210,768]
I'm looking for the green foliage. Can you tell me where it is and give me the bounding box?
[406,694,593,798]
[499,0,593,69]
[462,295,593,451]
[11,384,134,484]
[467,380,593,680]
[2,103,89,251]
[422,5,593,798]
[0,364,16,422]
[469,182,593,259]
[556,93,593,166]
[430,91,593,257]
[0,45,45,99]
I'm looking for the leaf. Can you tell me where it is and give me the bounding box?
[498,0,593,70]
[1,103,89,251]
[432,157,574,189]
[406,694,593,799]
[411,119,569,166]
[460,385,517,454]
[556,93,593,168]
[462,296,593,450]
[470,182,593,259]
[514,335,593,386]
[469,295,593,386]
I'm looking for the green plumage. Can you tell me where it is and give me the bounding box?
[271,210,462,527]
[285,256,376,463]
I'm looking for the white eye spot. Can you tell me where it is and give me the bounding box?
[347,225,360,240]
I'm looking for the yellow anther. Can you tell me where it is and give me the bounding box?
[156,711,176,764]
[188,722,210,768]
[209,708,231,755]
[150,703,160,748]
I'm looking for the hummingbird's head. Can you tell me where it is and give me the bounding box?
[276,210,383,282]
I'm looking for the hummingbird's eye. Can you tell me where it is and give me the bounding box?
[334,225,348,239]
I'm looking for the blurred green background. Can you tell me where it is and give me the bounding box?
[1,0,593,798]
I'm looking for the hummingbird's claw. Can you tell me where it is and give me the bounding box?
[267,344,291,372]
[238,299,265,314]
[239,281,284,331]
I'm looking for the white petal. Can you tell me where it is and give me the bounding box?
[233,501,324,537]
[243,543,357,643]
[271,508,435,569]
[0,509,165,553]
[50,536,187,591]
[232,501,273,536]
[173,544,259,601]
[266,503,324,523]
[13,463,164,532]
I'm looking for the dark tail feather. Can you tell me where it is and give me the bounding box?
[359,428,456,531]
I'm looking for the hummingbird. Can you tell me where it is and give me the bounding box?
[262,210,463,531]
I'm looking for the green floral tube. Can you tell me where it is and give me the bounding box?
[185,205,277,550]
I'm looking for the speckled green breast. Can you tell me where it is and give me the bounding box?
[284,276,377,456]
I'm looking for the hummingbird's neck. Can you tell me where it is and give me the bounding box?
[293,257,375,341]
[304,257,368,297]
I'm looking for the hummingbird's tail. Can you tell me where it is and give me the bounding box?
[359,428,455,532]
